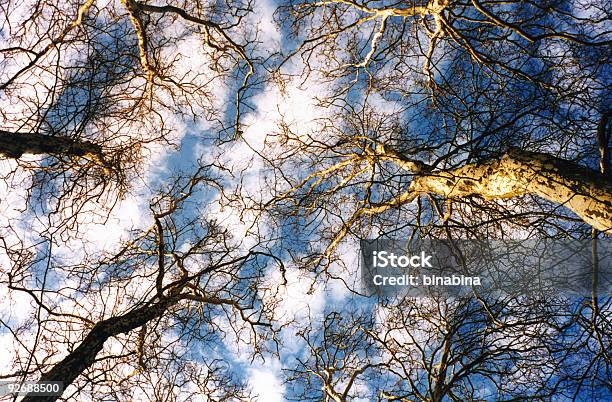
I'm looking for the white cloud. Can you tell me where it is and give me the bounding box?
[248,361,285,402]
[253,0,281,51]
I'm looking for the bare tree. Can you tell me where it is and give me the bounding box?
[260,1,612,400]
[0,0,262,234]
[1,164,283,401]
[287,294,611,401]
[1,0,611,401]
[262,0,611,261]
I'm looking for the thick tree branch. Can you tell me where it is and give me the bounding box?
[408,148,612,232]
[298,145,612,268]
[21,295,180,402]
[0,130,109,168]
[21,286,262,401]
[121,0,159,87]
[596,107,610,176]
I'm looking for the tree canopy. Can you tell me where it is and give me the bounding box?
[0,0,610,401]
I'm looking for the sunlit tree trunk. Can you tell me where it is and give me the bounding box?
[406,148,612,232]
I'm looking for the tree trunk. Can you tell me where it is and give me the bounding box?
[21,296,178,402]
[0,130,104,161]
[407,148,612,232]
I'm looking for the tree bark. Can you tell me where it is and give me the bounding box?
[0,130,105,161]
[21,296,179,402]
[407,148,612,232]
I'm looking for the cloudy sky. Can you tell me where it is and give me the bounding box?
[0,0,610,400]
